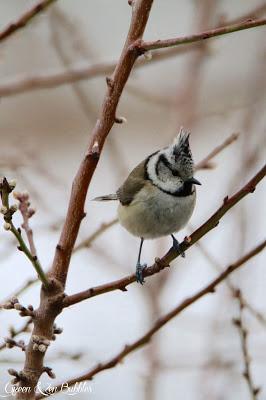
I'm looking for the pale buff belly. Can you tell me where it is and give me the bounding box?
[118,186,196,239]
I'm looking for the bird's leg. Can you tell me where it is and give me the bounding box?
[171,234,185,258]
[136,237,147,284]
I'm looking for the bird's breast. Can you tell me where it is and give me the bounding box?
[117,183,196,239]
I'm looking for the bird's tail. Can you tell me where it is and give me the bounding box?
[92,194,118,201]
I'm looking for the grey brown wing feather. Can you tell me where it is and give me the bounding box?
[117,159,147,206]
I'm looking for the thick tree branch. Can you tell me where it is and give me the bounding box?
[63,163,266,308]
[38,240,266,397]
[12,2,154,397]
[138,18,266,52]
[50,0,154,287]
[0,0,57,44]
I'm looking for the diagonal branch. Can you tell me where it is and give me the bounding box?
[0,47,196,98]
[0,0,57,44]
[218,3,266,26]
[138,18,266,52]
[233,290,261,399]
[63,163,266,308]
[37,240,266,397]
[0,131,238,310]
[1,9,266,98]
[50,0,154,287]
[13,2,155,397]
[195,132,239,170]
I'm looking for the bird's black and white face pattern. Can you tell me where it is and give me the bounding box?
[146,128,196,196]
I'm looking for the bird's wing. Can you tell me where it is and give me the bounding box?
[117,159,147,206]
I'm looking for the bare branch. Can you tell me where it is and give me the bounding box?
[0,0,57,44]
[0,319,32,352]
[195,240,266,327]
[218,3,266,26]
[0,47,197,98]
[0,130,239,312]
[63,164,266,308]
[1,9,265,98]
[233,290,261,399]
[51,0,154,287]
[139,18,266,52]
[0,279,37,311]
[15,192,37,257]
[195,132,239,170]
[38,240,266,397]
[0,179,49,288]
[74,218,117,253]
[13,1,155,396]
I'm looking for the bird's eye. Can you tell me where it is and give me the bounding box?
[172,170,180,177]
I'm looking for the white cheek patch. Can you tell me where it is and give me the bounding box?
[147,153,183,194]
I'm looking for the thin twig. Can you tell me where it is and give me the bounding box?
[0,0,57,43]
[218,3,266,26]
[0,279,37,310]
[233,290,261,399]
[0,319,32,352]
[0,179,49,288]
[0,219,118,309]
[0,47,198,98]
[74,218,117,253]
[37,240,266,397]
[139,18,266,52]
[63,164,266,308]
[1,10,265,98]
[16,192,37,257]
[195,240,266,328]
[195,132,239,170]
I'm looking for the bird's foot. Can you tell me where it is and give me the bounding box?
[172,236,185,258]
[136,262,147,285]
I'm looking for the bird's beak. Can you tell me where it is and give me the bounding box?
[187,177,201,185]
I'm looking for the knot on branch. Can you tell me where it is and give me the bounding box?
[128,39,146,56]
[115,116,127,124]
[86,140,100,160]
[106,76,114,90]
[32,335,51,353]
[154,257,170,272]
[8,368,28,384]
[51,323,63,340]
[43,366,56,379]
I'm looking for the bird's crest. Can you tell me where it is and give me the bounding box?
[173,127,191,157]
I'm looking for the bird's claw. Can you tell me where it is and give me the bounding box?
[136,262,147,284]
[172,237,185,258]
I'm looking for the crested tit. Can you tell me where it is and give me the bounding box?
[94,128,201,284]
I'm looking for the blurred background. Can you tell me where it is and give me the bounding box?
[0,1,266,399]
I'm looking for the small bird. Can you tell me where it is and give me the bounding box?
[93,128,201,284]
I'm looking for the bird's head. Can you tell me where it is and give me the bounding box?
[168,127,195,180]
[146,127,201,194]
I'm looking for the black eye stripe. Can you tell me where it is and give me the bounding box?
[157,154,181,177]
